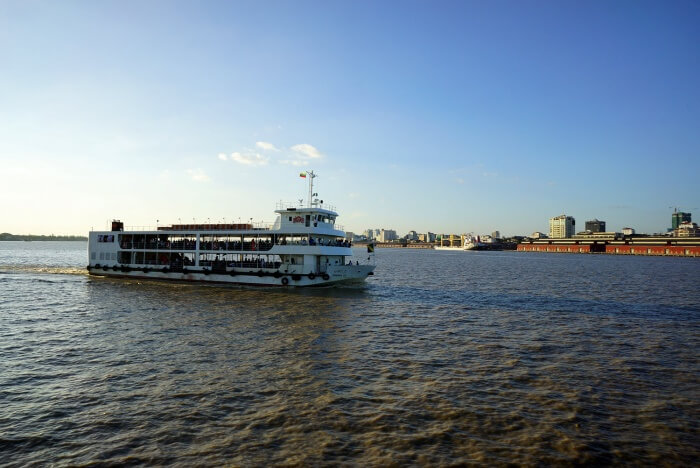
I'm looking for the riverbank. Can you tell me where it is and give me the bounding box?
[0,233,87,241]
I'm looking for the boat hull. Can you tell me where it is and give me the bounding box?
[87,265,375,287]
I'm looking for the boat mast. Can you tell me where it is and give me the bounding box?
[307,170,316,207]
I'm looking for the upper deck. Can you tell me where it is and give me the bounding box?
[91,170,346,241]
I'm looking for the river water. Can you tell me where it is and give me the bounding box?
[1,241,698,465]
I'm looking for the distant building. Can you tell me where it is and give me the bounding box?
[491,230,501,239]
[418,232,436,243]
[549,215,575,238]
[622,227,635,236]
[672,211,691,230]
[378,229,398,242]
[405,230,419,241]
[531,231,548,239]
[676,221,700,237]
[585,219,606,233]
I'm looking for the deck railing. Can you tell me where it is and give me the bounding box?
[275,200,337,212]
[121,221,274,232]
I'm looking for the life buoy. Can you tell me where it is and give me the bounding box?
[103,265,109,271]
[281,277,289,285]
[308,272,316,280]
[203,269,210,275]
[86,265,91,271]
[229,270,236,277]
[257,270,264,277]
[142,268,149,273]
[273,271,281,278]
[162,267,169,273]
[322,273,330,280]
[112,265,119,271]
[182,268,188,274]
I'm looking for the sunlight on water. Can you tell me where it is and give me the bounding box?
[1,242,698,465]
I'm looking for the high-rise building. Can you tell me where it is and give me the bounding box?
[491,230,501,239]
[585,219,606,233]
[672,211,691,230]
[378,229,398,242]
[549,215,575,238]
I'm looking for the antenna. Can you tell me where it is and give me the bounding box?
[306,170,317,207]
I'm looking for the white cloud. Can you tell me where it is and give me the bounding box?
[290,143,323,160]
[280,143,325,166]
[219,142,323,168]
[255,141,280,152]
[231,151,269,166]
[186,168,210,182]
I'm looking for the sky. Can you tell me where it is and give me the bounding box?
[1,0,699,236]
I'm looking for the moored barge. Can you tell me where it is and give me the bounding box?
[518,234,700,257]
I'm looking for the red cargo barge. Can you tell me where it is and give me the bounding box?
[518,235,700,257]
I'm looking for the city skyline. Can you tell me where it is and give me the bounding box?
[352,206,694,241]
[1,1,698,236]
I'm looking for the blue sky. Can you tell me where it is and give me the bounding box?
[1,0,698,236]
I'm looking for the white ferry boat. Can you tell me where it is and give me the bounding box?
[87,171,375,287]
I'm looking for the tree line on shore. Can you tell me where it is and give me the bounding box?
[0,233,87,241]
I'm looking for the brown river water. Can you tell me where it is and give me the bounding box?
[1,242,698,465]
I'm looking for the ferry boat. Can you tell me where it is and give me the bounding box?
[87,171,376,286]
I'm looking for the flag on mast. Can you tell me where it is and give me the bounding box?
[299,172,307,178]
[367,243,375,253]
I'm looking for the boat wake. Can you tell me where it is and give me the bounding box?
[0,265,88,276]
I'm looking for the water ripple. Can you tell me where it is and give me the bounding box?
[0,242,698,464]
